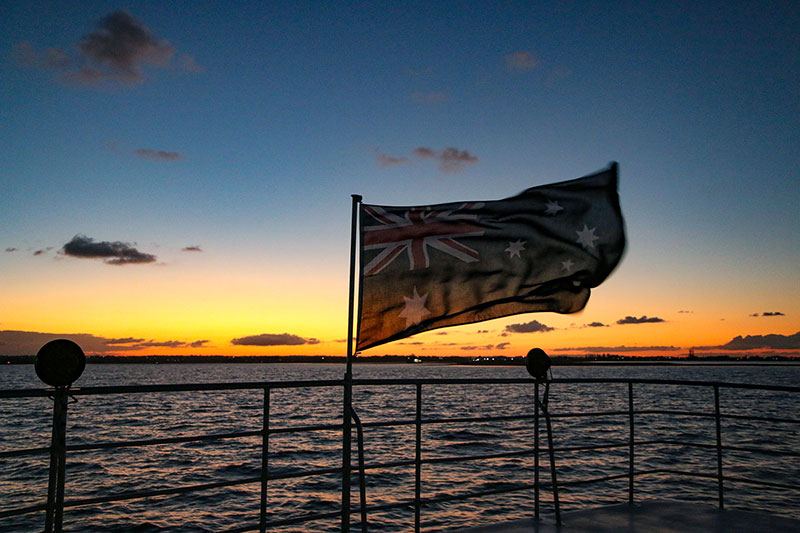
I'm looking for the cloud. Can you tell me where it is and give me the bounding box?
[375,150,409,167]
[376,146,478,173]
[61,234,157,265]
[496,342,510,350]
[133,148,182,161]
[461,344,494,351]
[5,247,18,252]
[0,330,211,355]
[230,333,320,346]
[719,331,800,351]
[505,51,538,71]
[616,315,665,325]
[33,249,48,256]
[552,345,681,353]
[585,322,607,328]
[0,330,140,355]
[136,340,185,348]
[182,245,202,252]
[504,320,554,333]
[179,54,204,73]
[436,147,479,172]
[751,311,785,317]
[104,337,145,345]
[411,91,448,104]
[14,11,183,86]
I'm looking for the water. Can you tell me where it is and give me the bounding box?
[2,363,799,531]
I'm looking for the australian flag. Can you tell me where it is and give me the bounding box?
[356,163,626,351]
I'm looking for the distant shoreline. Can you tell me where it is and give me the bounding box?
[3,354,799,366]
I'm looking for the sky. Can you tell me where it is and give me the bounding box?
[2,1,799,359]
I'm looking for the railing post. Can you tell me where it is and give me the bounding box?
[534,381,540,520]
[342,376,353,532]
[44,386,69,533]
[414,383,422,533]
[714,385,724,509]
[260,386,270,533]
[628,382,635,504]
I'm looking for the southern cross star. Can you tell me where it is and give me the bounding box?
[575,225,599,249]
[544,200,564,215]
[505,239,526,259]
[399,286,431,328]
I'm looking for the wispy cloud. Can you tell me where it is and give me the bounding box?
[750,311,785,317]
[505,51,538,71]
[585,322,607,328]
[182,245,203,252]
[5,247,18,253]
[14,10,199,87]
[504,320,554,333]
[552,345,681,353]
[230,333,321,346]
[133,148,183,161]
[375,146,478,173]
[61,234,157,265]
[616,315,665,325]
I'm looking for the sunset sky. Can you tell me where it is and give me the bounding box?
[2,1,798,359]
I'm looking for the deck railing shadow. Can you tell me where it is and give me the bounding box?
[1,377,799,532]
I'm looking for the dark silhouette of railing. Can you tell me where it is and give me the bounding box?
[1,377,799,532]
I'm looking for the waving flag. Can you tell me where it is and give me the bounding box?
[356,163,626,351]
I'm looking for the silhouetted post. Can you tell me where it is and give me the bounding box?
[36,339,85,533]
[343,193,362,532]
[526,348,560,525]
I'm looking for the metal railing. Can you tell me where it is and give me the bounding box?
[1,376,799,531]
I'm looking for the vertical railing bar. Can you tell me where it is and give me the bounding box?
[342,378,353,532]
[43,387,69,533]
[414,383,422,533]
[534,381,540,520]
[628,381,635,504]
[259,386,270,532]
[714,385,724,509]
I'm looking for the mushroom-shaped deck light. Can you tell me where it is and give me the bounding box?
[35,339,86,388]
[525,348,552,382]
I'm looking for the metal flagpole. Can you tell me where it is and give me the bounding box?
[342,193,362,532]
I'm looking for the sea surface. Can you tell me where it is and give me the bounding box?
[1,363,799,532]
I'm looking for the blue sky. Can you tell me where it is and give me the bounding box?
[1,1,798,357]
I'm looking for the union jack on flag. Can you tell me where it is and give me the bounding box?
[362,203,485,275]
[356,163,626,351]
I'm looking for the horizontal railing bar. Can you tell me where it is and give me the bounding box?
[634,409,714,418]
[558,471,632,487]
[421,482,535,506]
[0,445,51,459]
[4,377,799,400]
[268,465,342,481]
[270,422,342,434]
[66,430,262,452]
[724,475,799,491]
[0,502,47,519]
[720,413,800,425]
[640,439,800,457]
[62,476,262,509]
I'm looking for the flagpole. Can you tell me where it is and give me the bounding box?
[342,193,361,532]
[346,193,362,375]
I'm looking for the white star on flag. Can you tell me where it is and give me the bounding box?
[545,200,564,215]
[505,239,526,258]
[561,259,574,272]
[576,225,599,249]
[399,286,431,328]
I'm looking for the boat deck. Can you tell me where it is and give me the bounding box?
[455,501,800,532]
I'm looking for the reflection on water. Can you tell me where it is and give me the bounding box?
[1,363,799,531]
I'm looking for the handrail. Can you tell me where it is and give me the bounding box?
[1,376,798,532]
